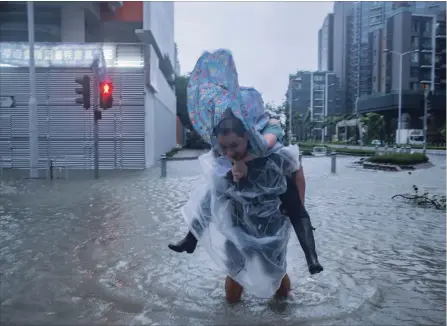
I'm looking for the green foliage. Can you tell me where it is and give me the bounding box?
[441,123,446,139]
[331,147,375,156]
[360,112,385,144]
[184,130,211,150]
[175,74,210,149]
[175,75,192,130]
[368,153,429,165]
[165,147,181,157]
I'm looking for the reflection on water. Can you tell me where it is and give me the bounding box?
[0,155,445,325]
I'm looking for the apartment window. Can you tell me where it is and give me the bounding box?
[410,82,420,91]
[314,84,324,90]
[411,36,420,48]
[373,76,377,82]
[422,72,431,80]
[313,75,324,82]
[293,83,302,90]
[421,37,432,49]
[411,67,419,78]
[411,20,420,33]
[411,52,419,63]
[424,20,432,33]
[423,53,432,64]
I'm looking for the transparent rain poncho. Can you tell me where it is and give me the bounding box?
[184,49,301,297]
[182,144,300,298]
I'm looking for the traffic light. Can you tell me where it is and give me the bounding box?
[99,81,113,109]
[75,75,91,109]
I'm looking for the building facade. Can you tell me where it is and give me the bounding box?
[329,1,446,114]
[287,71,339,141]
[0,1,177,171]
[0,2,125,43]
[358,8,446,123]
[318,13,334,72]
[332,1,353,113]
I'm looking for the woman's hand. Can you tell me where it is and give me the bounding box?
[232,160,248,182]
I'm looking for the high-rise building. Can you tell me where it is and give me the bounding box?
[329,1,446,113]
[435,19,446,94]
[332,1,353,113]
[287,71,339,141]
[318,28,323,71]
[358,7,446,131]
[318,13,334,72]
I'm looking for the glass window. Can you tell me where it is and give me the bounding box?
[410,82,420,91]
[411,36,420,48]
[423,53,432,63]
[421,37,432,49]
[411,52,419,63]
[411,20,419,32]
[424,20,432,33]
[411,67,419,78]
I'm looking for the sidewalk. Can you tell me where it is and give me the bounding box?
[170,149,208,160]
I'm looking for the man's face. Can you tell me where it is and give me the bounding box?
[217,132,249,161]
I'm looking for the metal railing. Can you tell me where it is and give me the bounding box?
[0,156,69,180]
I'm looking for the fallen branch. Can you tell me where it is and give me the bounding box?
[391,194,443,210]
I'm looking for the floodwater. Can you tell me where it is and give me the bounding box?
[0,155,445,325]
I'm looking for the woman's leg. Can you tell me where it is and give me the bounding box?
[168,190,213,254]
[225,276,243,303]
[168,230,198,254]
[279,174,323,275]
[275,273,291,298]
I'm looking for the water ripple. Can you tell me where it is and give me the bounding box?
[0,155,445,325]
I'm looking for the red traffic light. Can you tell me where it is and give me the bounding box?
[101,82,112,96]
[99,81,113,110]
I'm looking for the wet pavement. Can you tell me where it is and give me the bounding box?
[0,155,445,326]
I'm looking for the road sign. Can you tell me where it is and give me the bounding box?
[0,96,15,108]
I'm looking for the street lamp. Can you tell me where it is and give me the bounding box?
[383,48,419,145]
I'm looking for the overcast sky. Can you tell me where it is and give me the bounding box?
[174,1,334,105]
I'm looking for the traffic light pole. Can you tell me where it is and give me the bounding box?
[92,75,100,179]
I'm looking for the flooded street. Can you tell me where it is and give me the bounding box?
[1,155,445,326]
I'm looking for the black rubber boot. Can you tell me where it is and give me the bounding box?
[294,216,323,275]
[168,231,198,254]
[280,176,323,275]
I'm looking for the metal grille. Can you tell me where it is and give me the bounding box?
[0,65,145,170]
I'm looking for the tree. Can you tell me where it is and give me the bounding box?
[265,102,287,126]
[175,74,192,130]
[175,74,210,149]
[360,113,385,143]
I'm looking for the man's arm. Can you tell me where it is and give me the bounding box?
[294,166,306,205]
